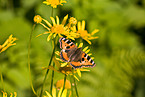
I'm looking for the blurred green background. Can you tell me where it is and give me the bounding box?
[0,0,145,97]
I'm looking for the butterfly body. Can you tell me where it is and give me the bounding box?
[59,37,96,69]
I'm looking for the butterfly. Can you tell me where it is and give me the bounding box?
[59,37,96,69]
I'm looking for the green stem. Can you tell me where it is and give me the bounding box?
[50,62,55,95]
[69,75,74,97]
[28,24,38,96]
[1,73,5,91]
[39,36,57,97]
[40,7,55,97]
[61,74,67,96]
[72,70,79,97]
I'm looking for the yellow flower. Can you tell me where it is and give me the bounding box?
[74,20,99,44]
[0,34,17,53]
[34,15,42,23]
[56,79,71,89]
[34,15,78,41]
[44,87,71,97]
[68,17,77,26]
[2,91,17,97]
[43,0,67,8]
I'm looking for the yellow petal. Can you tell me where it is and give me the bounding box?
[1,45,10,53]
[66,36,75,40]
[83,46,88,52]
[36,31,50,37]
[40,22,50,31]
[79,68,90,71]
[61,62,68,67]
[45,91,52,97]
[50,17,56,26]
[68,91,71,97]
[53,33,57,38]
[88,36,99,40]
[77,21,81,30]
[84,39,91,45]
[72,26,76,32]
[14,92,17,97]
[56,57,63,62]
[55,51,60,55]
[78,43,83,48]
[2,39,8,47]
[58,87,63,97]
[56,16,60,25]
[52,88,56,97]
[58,34,63,37]
[88,53,92,56]
[61,89,67,97]
[76,69,81,77]
[43,19,52,27]
[85,49,90,54]
[0,45,2,50]
[82,20,85,30]
[91,29,99,35]
[47,33,53,41]
[91,57,94,59]
[62,14,68,25]
[73,75,79,81]
[2,91,7,97]
[10,93,13,97]
[43,1,50,5]
[60,0,67,3]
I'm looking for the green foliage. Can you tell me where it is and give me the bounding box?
[0,0,145,97]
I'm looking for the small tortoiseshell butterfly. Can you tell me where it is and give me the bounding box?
[59,37,96,69]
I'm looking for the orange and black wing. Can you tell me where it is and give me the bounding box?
[70,52,96,69]
[59,37,77,62]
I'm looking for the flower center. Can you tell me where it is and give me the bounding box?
[51,25,65,34]
[77,30,88,37]
[48,0,59,5]
[69,17,77,25]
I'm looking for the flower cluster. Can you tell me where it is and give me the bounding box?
[0,34,17,53]
[44,87,71,97]
[43,79,71,97]
[43,0,67,8]
[32,0,99,97]
[34,15,99,44]
[2,91,17,97]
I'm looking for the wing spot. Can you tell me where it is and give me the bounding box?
[90,60,93,63]
[87,56,90,60]
[66,46,70,49]
[82,58,84,61]
[84,53,87,57]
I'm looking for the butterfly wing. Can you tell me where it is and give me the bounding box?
[59,37,76,50]
[59,37,77,62]
[70,52,96,69]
